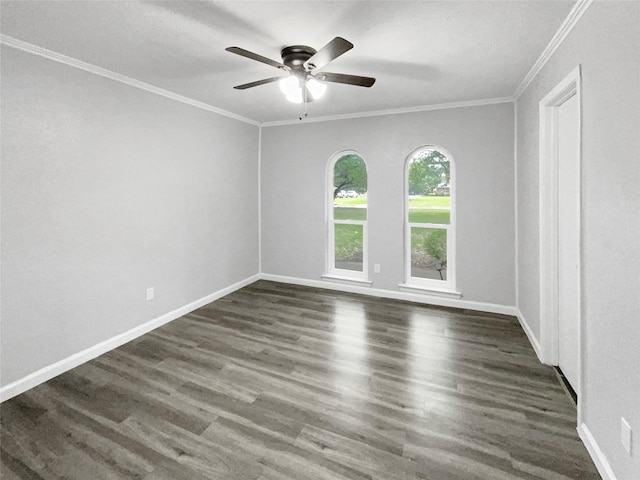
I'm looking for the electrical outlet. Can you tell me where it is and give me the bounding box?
[374,264,381,273]
[621,417,632,455]
[146,287,154,301]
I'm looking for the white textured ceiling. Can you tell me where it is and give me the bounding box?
[1,1,575,124]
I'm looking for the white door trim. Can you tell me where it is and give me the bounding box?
[539,65,582,421]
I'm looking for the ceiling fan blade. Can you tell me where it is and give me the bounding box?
[303,37,353,71]
[233,77,283,90]
[314,72,376,87]
[226,46,286,70]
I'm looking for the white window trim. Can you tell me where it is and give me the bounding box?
[401,145,458,295]
[398,283,462,298]
[325,150,370,283]
[321,274,373,287]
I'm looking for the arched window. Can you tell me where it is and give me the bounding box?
[326,151,368,281]
[404,146,456,291]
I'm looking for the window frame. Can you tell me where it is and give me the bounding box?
[402,145,458,294]
[324,150,370,283]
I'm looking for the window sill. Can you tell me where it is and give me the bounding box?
[398,283,462,299]
[322,274,372,287]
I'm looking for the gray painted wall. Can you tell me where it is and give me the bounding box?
[4,5,637,475]
[1,46,260,386]
[261,103,515,307]
[516,2,639,477]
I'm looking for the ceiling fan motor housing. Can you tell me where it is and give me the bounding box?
[281,45,317,77]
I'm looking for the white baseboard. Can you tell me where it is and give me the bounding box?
[515,308,543,362]
[4,272,618,479]
[260,273,517,317]
[0,274,260,403]
[578,423,619,480]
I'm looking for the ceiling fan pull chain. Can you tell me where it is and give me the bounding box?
[299,83,309,120]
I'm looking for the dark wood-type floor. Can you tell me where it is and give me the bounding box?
[1,280,600,479]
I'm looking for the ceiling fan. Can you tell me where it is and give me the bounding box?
[225,37,376,104]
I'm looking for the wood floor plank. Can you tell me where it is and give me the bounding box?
[1,280,600,479]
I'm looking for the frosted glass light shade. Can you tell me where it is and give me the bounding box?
[279,76,303,103]
[279,75,327,103]
[306,78,326,100]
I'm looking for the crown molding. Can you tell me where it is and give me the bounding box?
[513,0,594,99]
[6,5,588,129]
[0,34,260,127]
[261,96,514,127]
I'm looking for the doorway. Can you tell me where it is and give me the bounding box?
[557,92,580,393]
[539,66,582,413]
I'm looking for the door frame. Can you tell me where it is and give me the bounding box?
[538,65,582,418]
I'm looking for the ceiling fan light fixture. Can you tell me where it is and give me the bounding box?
[279,76,302,103]
[285,91,304,104]
[306,78,326,100]
[278,75,326,103]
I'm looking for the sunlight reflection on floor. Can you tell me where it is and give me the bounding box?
[331,299,370,402]
[407,311,455,414]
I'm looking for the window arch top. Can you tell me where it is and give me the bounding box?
[331,152,368,204]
